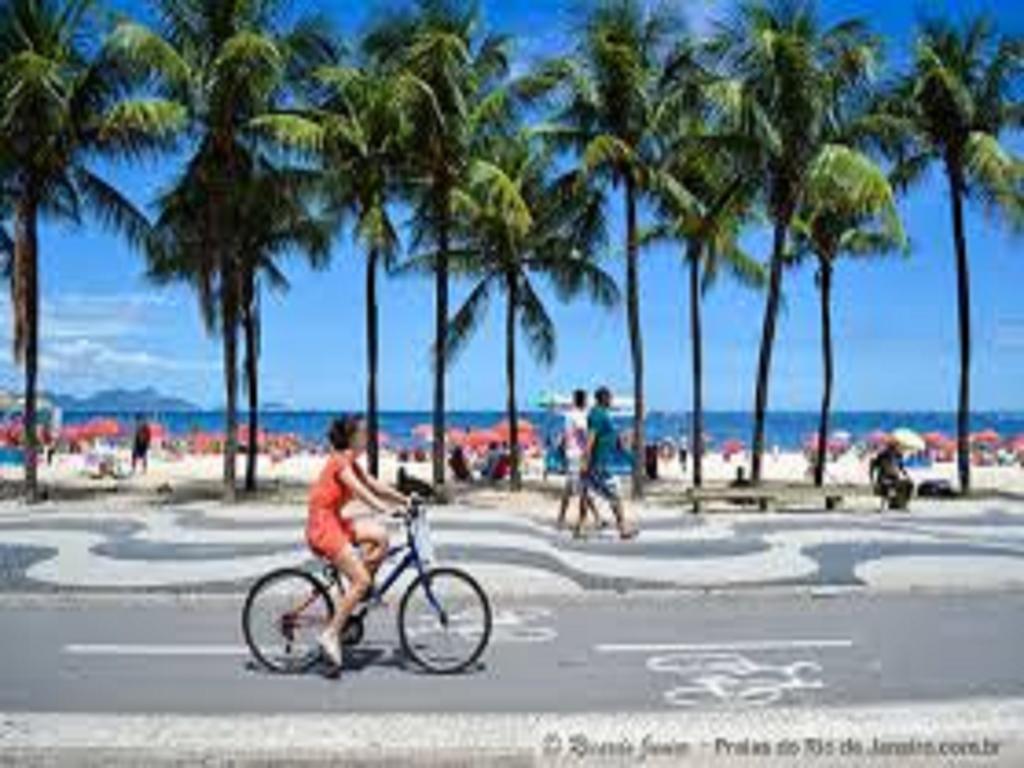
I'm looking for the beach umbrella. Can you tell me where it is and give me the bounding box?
[866,430,889,447]
[237,425,268,446]
[890,428,925,453]
[722,438,744,455]
[464,429,502,449]
[970,429,1001,446]
[412,424,434,441]
[826,431,852,450]
[148,423,168,441]
[494,419,536,441]
[923,431,948,447]
[83,418,122,438]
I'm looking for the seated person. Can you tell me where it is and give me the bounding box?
[448,445,473,482]
[870,442,914,509]
[478,442,502,479]
[730,466,752,488]
[487,454,511,482]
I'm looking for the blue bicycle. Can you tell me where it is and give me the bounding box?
[242,497,492,674]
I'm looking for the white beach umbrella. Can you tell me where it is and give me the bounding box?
[890,428,925,453]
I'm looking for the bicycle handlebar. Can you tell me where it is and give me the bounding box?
[390,494,424,521]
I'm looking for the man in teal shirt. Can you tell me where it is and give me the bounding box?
[580,387,637,539]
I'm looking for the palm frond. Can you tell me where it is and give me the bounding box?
[72,168,151,248]
[444,273,495,362]
[518,276,556,366]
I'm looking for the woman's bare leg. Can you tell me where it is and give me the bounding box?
[352,518,389,581]
[325,542,371,638]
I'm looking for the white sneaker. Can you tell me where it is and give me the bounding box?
[318,629,342,668]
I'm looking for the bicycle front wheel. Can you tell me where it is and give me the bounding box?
[398,567,491,674]
[242,567,334,673]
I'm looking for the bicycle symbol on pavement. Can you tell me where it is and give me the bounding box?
[404,606,557,644]
[646,651,824,707]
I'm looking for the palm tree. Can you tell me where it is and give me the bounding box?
[0,0,182,501]
[877,16,1022,493]
[235,165,331,491]
[520,0,681,498]
[793,146,905,486]
[708,0,879,483]
[436,134,619,490]
[111,0,335,500]
[363,0,509,489]
[148,159,328,492]
[651,150,762,488]
[317,65,408,478]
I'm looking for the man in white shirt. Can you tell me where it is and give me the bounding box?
[556,389,602,531]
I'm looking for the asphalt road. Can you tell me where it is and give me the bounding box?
[1,590,1022,715]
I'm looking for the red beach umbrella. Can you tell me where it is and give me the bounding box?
[970,429,1001,446]
[464,429,503,449]
[83,418,122,438]
[494,419,536,441]
[722,438,745,455]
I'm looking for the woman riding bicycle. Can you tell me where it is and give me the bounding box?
[307,415,409,670]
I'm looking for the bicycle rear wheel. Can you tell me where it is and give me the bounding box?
[398,567,491,674]
[243,568,334,673]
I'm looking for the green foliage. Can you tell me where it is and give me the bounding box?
[443,130,620,366]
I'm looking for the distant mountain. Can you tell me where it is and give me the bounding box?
[50,387,201,413]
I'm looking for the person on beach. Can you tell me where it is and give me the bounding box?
[307,415,410,671]
[131,415,151,474]
[557,389,603,531]
[579,387,637,540]
[870,440,914,509]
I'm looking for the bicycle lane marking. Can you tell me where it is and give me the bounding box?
[595,639,853,708]
[62,605,561,657]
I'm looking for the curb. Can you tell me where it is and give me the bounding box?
[2,583,1024,610]
[2,699,1023,766]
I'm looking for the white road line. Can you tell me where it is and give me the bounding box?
[595,639,854,653]
[64,644,247,656]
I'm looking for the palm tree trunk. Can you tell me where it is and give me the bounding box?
[624,176,645,498]
[13,193,40,502]
[687,241,703,488]
[242,278,259,493]
[814,259,834,488]
[751,213,790,484]
[432,188,449,489]
[506,272,521,491]
[366,247,380,478]
[221,262,239,503]
[947,160,971,494]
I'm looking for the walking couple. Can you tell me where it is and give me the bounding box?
[556,387,638,540]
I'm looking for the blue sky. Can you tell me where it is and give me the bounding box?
[1,0,1022,412]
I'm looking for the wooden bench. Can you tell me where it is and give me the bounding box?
[684,486,848,514]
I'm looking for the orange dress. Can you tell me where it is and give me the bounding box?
[306,450,360,560]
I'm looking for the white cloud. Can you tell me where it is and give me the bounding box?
[39,339,215,374]
[0,291,217,393]
[0,291,179,341]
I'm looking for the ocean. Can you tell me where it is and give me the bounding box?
[55,410,1024,449]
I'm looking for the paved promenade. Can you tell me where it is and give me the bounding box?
[1,497,1024,594]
